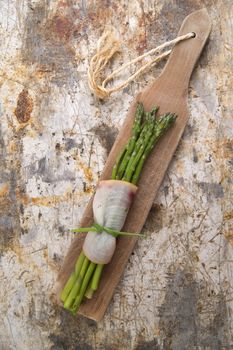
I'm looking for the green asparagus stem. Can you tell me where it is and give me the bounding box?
[91,264,104,291]
[123,118,155,182]
[111,148,126,180]
[121,112,155,181]
[115,103,144,179]
[60,272,77,303]
[71,262,96,314]
[131,113,177,185]
[63,257,90,310]
[60,251,86,302]
[84,281,95,299]
[75,251,85,276]
[84,264,104,299]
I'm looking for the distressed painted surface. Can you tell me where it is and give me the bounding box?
[0,0,233,349]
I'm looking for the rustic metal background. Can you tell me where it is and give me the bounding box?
[0,1,233,349]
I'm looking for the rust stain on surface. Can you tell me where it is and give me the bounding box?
[49,15,73,41]
[22,3,78,88]
[14,89,33,123]
[76,157,94,182]
[224,210,233,221]
[18,188,93,208]
[224,231,233,245]
[19,193,72,207]
[0,183,9,197]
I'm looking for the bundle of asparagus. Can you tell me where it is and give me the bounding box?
[60,103,176,314]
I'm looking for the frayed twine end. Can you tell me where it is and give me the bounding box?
[87,26,121,99]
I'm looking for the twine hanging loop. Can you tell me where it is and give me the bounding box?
[88,27,195,99]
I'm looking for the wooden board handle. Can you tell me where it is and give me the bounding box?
[55,9,211,321]
[156,9,211,97]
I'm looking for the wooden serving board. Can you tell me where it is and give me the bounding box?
[56,9,211,321]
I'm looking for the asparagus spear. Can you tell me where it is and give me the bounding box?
[63,257,91,310]
[132,113,176,185]
[113,103,144,180]
[60,103,176,314]
[60,251,85,302]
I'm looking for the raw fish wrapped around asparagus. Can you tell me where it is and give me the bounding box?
[83,180,137,264]
[60,103,176,314]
